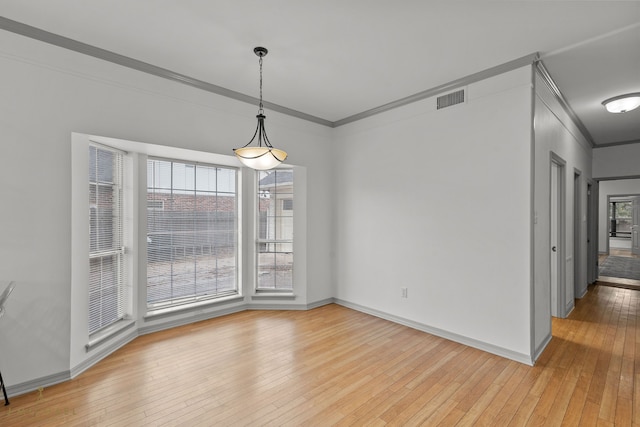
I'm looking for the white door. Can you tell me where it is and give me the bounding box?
[550,163,559,317]
[632,196,640,256]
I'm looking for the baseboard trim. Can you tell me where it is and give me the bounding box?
[576,286,588,299]
[16,296,506,399]
[139,305,247,336]
[71,328,139,379]
[306,297,335,310]
[6,330,139,398]
[565,301,575,318]
[534,332,553,362]
[247,303,308,311]
[247,298,335,311]
[334,298,534,366]
[6,371,70,399]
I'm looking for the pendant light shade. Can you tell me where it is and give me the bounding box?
[234,47,288,170]
[602,93,640,114]
[233,146,288,170]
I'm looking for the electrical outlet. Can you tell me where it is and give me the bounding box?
[401,287,408,298]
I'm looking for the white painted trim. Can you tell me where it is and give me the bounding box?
[534,332,552,362]
[565,302,575,318]
[576,285,588,299]
[5,371,71,399]
[550,152,568,319]
[334,299,534,366]
[73,329,138,379]
[0,16,539,129]
[593,139,640,149]
[529,64,537,366]
[6,328,138,398]
[86,319,136,351]
[251,294,297,300]
[139,305,246,335]
[247,303,308,311]
[144,295,245,320]
[306,298,335,310]
[334,53,539,126]
[0,16,332,127]
[535,61,595,147]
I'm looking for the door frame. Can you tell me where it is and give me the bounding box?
[573,169,582,299]
[550,153,566,318]
[605,193,640,254]
[631,196,640,256]
[586,181,598,285]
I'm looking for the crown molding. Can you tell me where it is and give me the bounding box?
[0,16,333,127]
[334,52,540,127]
[1,17,550,130]
[535,60,596,147]
[592,138,640,149]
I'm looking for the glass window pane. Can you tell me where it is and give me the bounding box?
[196,165,216,192]
[89,145,125,335]
[217,168,236,193]
[147,160,238,308]
[147,159,172,190]
[256,169,293,291]
[172,163,195,192]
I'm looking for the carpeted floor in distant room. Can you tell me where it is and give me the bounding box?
[599,255,640,281]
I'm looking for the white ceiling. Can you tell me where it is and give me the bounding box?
[1,0,639,145]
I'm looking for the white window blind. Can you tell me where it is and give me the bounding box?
[89,145,126,334]
[257,169,293,290]
[147,159,238,309]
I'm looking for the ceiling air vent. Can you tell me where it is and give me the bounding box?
[437,89,465,110]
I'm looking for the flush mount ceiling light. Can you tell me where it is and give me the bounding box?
[233,47,287,170]
[601,93,640,114]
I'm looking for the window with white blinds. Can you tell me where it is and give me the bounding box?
[147,159,238,309]
[257,169,293,290]
[89,145,126,334]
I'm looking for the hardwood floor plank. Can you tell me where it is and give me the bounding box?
[473,363,529,425]
[580,400,601,427]
[0,285,637,426]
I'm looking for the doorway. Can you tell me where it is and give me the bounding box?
[573,170,581,298]
[587,182,598,284]
[550,157,566,318]
[597,180,640,289]
[631,196,640,257]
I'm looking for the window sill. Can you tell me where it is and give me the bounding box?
[144,294,245,320]
[251,293,297,301]
[86,318,136,352]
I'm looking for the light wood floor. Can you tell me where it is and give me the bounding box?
[1,285,638,426]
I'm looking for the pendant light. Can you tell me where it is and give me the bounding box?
[234,47,288,170]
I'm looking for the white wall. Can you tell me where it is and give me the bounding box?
[593,145,640,255]
[532,71,592,357]
[597,179,640,253]
[610,238,631,249]
[0,31,333,391]
[593,144,640,179]
[333,67,534,363]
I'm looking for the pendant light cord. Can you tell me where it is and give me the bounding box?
[258,55,264,115]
